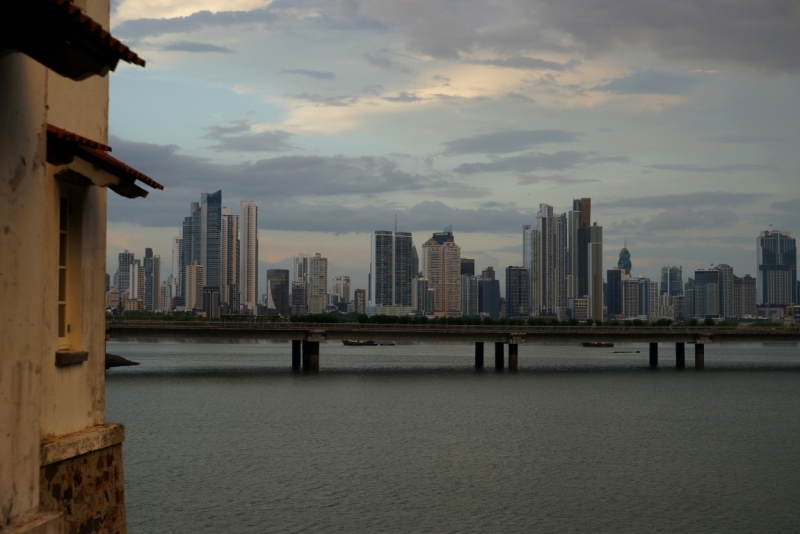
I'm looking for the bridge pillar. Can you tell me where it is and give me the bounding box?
[649,342,658,368]
[508,344,518,371]
[495,342,504,370]
[308,341,320,371]
[292,340,301,369]
[475,342,484,368]
[676,343,685,369]
[695,343,705,370]
[302,340,310,369]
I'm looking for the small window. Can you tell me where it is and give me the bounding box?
[57,188,83,352]
[58,197,68,345]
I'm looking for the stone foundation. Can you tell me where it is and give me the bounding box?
[39,444,126,534]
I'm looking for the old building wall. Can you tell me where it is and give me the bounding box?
[0,52,49,527]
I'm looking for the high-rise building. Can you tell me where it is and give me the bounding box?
[757,230,797,305]
[478,267,501,320]
[412,277,434,315]
[220,207,239,308]
[618,238,632,274]
[638,278,659,320]
[159,281,171,312]
[715,264,735,318]
[587,223,603,320]
[505,266,530,318]
[180,202,200,301]
[460,258,475,277]
[127,259,142,300]
[202,286,220,319]
[143,248,161,312]
[307,253,328,314]
[267,269,290,316]
[354,289,367,315]
[567,198,592,299]
[660,266,683,297]
[606,268,623,316]
[239,200,258,313]
[291,281,307,315]
[526,204,567,316]
[673,294,685,321]
[621,276,639,318]
[742,274,756,316]
[694,269,720,318]
[461,275,479,316]
[422,227,461,316]
[684,279,696,319]
[412,246,420,277]
[332,276,351,304]
[171,234,182,303]
[369,229,414,307]
[200,191,222,289]
[117,250,134,298]
[186,260,204,310]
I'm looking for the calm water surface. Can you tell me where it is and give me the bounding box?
[106,341,800,533]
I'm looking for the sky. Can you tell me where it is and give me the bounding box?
[106,0,800,291]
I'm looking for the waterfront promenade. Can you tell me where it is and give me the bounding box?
[106,321,800,371]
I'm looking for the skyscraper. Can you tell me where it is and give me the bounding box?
[307,253,328,314]
[694,269,720,318]
[369,228,414,307]
[291,281,307,315]
[567,198,591,299]
[526,204,567,316]
[239,200,258,313]
[606,268,622,317]
[757,230,797,305]
[143,248,160,312]
[621,277,639,318]
[743,275,756,316]
[170,234,182,304]
[660,266,683,297]
[618,239,632,274]
[186,260,204,310]
[461,275,478,316]
[267,269,290,316]
[478,267,501,320]
[715,264,735,318]
[220,207,239,308]
[460,258,475,276]
[332,276,351,304]
[354,289,367,315]
[505,266,530,318]
[422,226,461,316]
[200,190,222,288]
[587,223,603,320]
[117,250,134,298]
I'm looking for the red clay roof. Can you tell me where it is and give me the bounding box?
[46,124,164,191]
[52,0,145,67]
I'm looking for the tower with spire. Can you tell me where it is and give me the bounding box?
[618,238,632,275]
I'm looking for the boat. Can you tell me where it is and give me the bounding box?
[379,342,396,346]
[342,340,378,346]
[583,342,614,348]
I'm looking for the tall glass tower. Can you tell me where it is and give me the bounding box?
[617,238,632,275]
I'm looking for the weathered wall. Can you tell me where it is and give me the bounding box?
[39,445,125,534]
[0,52,48,527]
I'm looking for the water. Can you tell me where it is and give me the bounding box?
[106,342,800,533]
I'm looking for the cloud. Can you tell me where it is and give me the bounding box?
[703,134,775,144]
[441,129,582,156]
[202,121,295,152]
[772,198,800,212]
[113,9,278,39]
[532,0,800,73]
[646,163,777,172]
[517,174,598,186]
[453,151,628,174]
[466,56,580,71]
[383,92,421,103]
[593,70,700,95]
[281,69,336,80]
[289,92,360,107]
[596,191,769,209]
[161,41,235,53]
[505,92,536,103]
[643,207,738,232]
[363,52,414,74]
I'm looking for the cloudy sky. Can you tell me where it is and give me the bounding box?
[106,0,800,290]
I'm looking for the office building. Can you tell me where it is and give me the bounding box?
[412,245,420,277]
[267,269,290,316]
[695,269,720,318]
[567,197,592,299]
[461,258,475,276]
[743,275,756,316]
[422,226,461,316]
[715,264,735,318]
[117,250,134,298]
[621,276,639,318]
[526,204,567,316]
[202,286,220,318]
[606,268,623,317]
[369,229,414,307]
[143,248,160,312]
[757,230,797,305]
[684,279,696,319]
[159,282,171,312]
[478,267,501,320]
[186,260,204,310]
[239,200,258,313]
[412,277,434,315]
[127,259,142,300]
[307,253,328,314]
[660,266,683,297]
[638,278,659,320]
[461,275,479,317]
[170,234,182,304]
[587,223,603,320]
[354,289,367,315]
[672,294,685,321]
[220,207,239,307]
[200,191,222,290]
[618,238,632,274]
[291,281,307,315]
[505,266,530,318]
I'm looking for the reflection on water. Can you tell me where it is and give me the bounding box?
[106,342,800,534]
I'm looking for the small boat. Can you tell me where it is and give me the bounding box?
[342,340,378,346]
[583,342,614,348]
[379,342,396,346]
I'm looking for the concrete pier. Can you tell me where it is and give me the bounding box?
[292,340,301,369]
[649,342,658,368]
[508,344,519,371]
[495,342,504,370]
[676,342,685,369]
[308,341,320,371]
[475,342,484,369]
[301,340,310,370]
[695,343,705,370]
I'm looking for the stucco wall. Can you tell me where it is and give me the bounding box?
[0,52,49,527]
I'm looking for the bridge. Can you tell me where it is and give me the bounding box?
[106,321,800,371]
